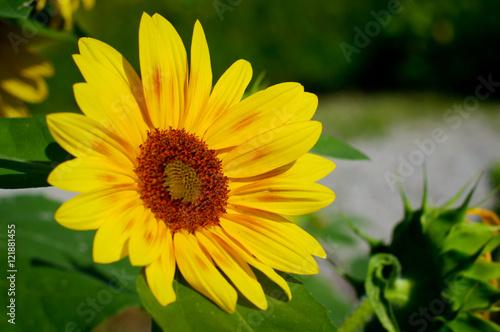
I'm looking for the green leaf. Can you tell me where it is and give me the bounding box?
[0,0,33,18]
[443,277,500,312]
[137,270,336,332]
[441,223,498,255]
[300,272,355,327]
[0,115,71,189]
[338,298,373,332]
[462,261,500,282]
[310,134,369,160]
[364,253,402,332]
[0,195,141,332]
[445,312,500,332]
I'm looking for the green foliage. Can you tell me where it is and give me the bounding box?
[0,195,141,332]
[0,115,72,188]
[443,312,500,332]
[342,183,500,331]
[0,0,32,19]
[137,271,336,332]
[311,135,369,161]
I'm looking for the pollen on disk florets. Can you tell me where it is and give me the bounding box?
[135,128,229,233]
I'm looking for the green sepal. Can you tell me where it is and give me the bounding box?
[462,261,500,282]
[364,253,403,332]
[445,312,500,332]
[443,276,500,312]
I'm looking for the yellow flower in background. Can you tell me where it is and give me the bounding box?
[47,13,335,313]
[466,208,500,321]
[467,208,500,275]
[0,22,54,117]
[36,0,95,30]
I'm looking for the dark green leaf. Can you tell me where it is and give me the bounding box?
[300,273,355,327]
[310,134,369,160]
[443,277,500,312]
[441,223,498,255]
[364,253,402,332]
[0,195,141,332]
[462,261,500,282]
[0,0,33,18]
[137,270,336,332]
[445,312,500,332]
[15,17,79,41]
[0,115,71,188]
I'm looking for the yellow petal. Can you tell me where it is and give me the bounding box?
[82,0,95,10]
[287,92,318,123]
[0,91,29,117]
[468,208,500,226]
[196,59,252,135]
[139,13,187,129]
[73,54,150,143]
[54,186,139,230]
[48,156,135,193]
[0,73,48,103]
[93,204,145,264]
[78,37,142,91]
[229,153,336,184]
[225,210,326,259]
[220,217,319,274]
[76,37,151,137]
[129,211,168,266]
[211,227,291,300]
[174,230,237,313]
[197,230,268,310]
[46,112,136,167]
[13,49,54,78]
[145,228,176,306]
[36,0,46,10]
[228,178,335,215]
[183,20,212,131]
[59,0,74,29]
[222,121,322,178]
[204,83,304,150]
[73,83,145,150]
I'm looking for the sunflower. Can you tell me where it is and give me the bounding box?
[47,13,335,313]
[0,22,54,117]
[35,0,95,30]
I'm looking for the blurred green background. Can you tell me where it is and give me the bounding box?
[32,0,500,111]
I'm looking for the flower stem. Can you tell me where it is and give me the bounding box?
[338,298,373,332]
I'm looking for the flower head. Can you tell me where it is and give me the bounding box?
[0,22,54,117]
[35,0,95,30]
[47,13,335,312]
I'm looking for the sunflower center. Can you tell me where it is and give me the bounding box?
[135,128,229,233]
[162,159,201,203]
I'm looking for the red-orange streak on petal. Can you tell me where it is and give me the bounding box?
[254,193,317,203]
[195,254,209,269]
[232,113,260,132]
[153,66,162,96]
[96,173,117,183]
[91,140,111,156]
